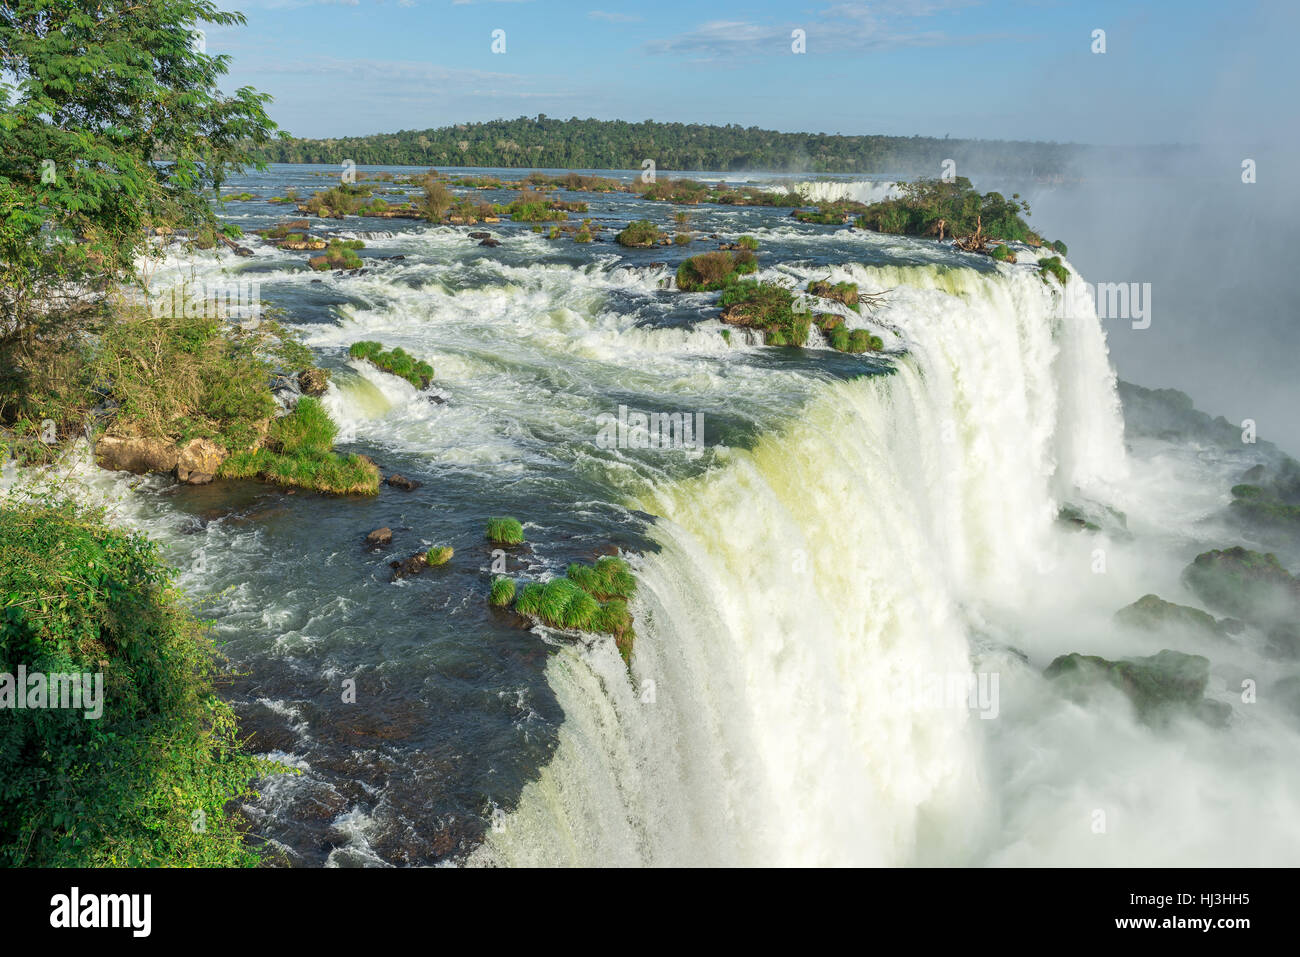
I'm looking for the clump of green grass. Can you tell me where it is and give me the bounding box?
[1038,255,1069,286]
[348,341,434,389]
[486,516,525,545]
[616,219,661,247]
[989,243,1016,262]
[425,546,454,566]
[1049,239,1068,255]
[217,397,379,495]
[512,555,637,662]
[565,556,636,600]
[489,577,516,607]
[737,235,759,250]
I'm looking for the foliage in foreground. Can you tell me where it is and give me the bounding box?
[0,500,280,866]
[0,0,280,349]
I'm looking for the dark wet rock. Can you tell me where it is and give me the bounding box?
[1114,594,1233,641]
[389,552,428,579]
[1057,501,1129,537]
[1044,648,1225,725]
[310,279,323,284]
[427,395,446,405]
[1182,547,1300,656]
[385,473,421,491]
[478,238,501,248]
[468,231,490,240]
[365,527,393,549]
[1240,464,1267,483]
[380,254,406,261]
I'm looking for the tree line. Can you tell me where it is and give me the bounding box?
[257,116,1079,178]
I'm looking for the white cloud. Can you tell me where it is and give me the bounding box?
[589,9,642,22]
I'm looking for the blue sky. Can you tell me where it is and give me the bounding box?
[208,0,1291,145]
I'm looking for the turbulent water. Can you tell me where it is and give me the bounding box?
[12,165,1300,866]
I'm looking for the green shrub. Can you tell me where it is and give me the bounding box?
[308,239,364,271]
[0,500,281,866]
[676,251,739,292]
[616,220,660,247]
[1050,239,1068,255]
[719,281,808,347]
[489,577,516,607]
[737,235,759,250]
[1038,256,1069,286]
[990,243,1015,262]
[486,516,525,545]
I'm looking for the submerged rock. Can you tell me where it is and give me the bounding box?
[385,474,422,491]
[1044,649,1227,726]
[478,238,501,248]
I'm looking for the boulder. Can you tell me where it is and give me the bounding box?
[385,474,422,491]
[478,238,501,248]
[1044,649,1225,725]
[468,231,491,240]
[1182,547,1300,656]
[95,435,179,474]
[389,552,428,580]
[365,527,393,549]
[176,437,226,483]
[1114,594,1232,641]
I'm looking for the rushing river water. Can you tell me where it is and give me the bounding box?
[10,165,1300,865]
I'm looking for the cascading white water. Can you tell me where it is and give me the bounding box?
[793,179,901,205]
[473,260,1130,866]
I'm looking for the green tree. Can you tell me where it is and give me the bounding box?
[0,0,281,353]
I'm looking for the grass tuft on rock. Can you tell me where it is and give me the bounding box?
[348,341,434,389]
[218,397,379,495]
[425,546,453,566]
[486,516,525,545]
[489,576,516,607]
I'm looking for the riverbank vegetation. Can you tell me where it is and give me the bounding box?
[0,499,282,865]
